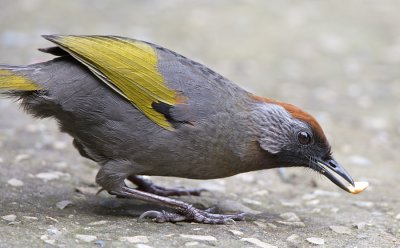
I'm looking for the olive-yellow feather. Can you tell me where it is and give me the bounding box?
[43,35,181,130]
[0,69,39,91]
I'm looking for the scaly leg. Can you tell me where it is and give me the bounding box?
[110,186,246,224]
[96,160,245,224]
[127,175,206,197]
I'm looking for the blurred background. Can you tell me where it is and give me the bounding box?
[0,1,399,247]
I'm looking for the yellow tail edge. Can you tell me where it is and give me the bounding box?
[0,68,39,91]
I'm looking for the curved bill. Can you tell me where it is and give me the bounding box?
[313,157,355,193]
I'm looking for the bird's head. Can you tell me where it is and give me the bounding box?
[251,95,355,193]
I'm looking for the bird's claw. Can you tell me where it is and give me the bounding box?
[138,206,245,224]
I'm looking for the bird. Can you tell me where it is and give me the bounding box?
[0,35,356,224]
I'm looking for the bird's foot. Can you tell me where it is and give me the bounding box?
[128,175,206,197]
[109,186,246,224]
[139,206,246,224]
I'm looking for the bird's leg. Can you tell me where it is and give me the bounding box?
[127,175,206,197]
[111,186,246,224]
[96,161,245,224]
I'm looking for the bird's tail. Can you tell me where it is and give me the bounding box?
[0,65,39,91]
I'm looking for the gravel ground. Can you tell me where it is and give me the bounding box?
[0,1,399,247]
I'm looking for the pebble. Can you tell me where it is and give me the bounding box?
[2,214,17,222]
[76,234,97,242]
[280,212,301,222]
[251,189,269,196]
[7,178,24,187]
[94,240,106,247]
[217,199,260,214]
[253,221,267,228]
[46,216,59,222]
[179,234,217,241]
[135,244,153,248]
[353,222,367,229]
[330,225,351,234]
[35,171,70,182]
[228,229,243,236]
[0,157,3,163]
[242,198,262,206]
[306,199,320,205]
[119,236,149,243]
[353,201,374,208]
[313,190,340,197]
[22,216,38,220]
[56,200,73,210]
[52,141,67,150]
[306,237,325,245]
[40,234,56,245]
[286,234,299,243]
[15,154,31,162]
[276,221,306,227]
[395,213,400,220]
[185,241,200,246]
[88,220,109,226]
[240,237,277,248]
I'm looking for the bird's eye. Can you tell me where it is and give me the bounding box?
[297,131,312,145]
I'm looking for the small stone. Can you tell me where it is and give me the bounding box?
[40,235,56,245]
[0,157,3,163]
[52,141,67,150]
[229,229,243,236]
[2,214,17,222]
[280,212,301,222]
[242,198,262,206]
[395,213,400,220]
[180,234,217,241]
[7,178,24,187]
[353,222,367,229]
[217,199,260,214]
[330,225,351,234]
[286,234,299,243]
[306,237,325,245]
[22,216,38,220]
[94,240,106,247]
[353,201,374,208]
[253,221,267,228]
[88,220,108,226]
[76,234,97,242]
[119,236,149,243]
[15,154,31,162]
[240,237,277,248]
[47,227,61,236]
[185,241,200,246]
[251,190,269,196]
[35,171,70,182]
[46,216,59,222]
[135,244,153,248]
[313,190,340,197]
[276,221,305,227]
[56,200,73,210]
[306,199,320,205]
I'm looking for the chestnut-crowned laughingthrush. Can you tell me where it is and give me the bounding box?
[0,35,357,224]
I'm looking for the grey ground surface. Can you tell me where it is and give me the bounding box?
[0,1,399,247]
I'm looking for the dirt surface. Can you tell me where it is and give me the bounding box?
[0,1,399,247]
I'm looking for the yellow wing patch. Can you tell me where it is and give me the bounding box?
[0,69,38,91]
[44,35,181,130]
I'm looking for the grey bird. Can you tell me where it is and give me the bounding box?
[0,35,357,224]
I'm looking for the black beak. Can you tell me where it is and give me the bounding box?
[313,157,355,193]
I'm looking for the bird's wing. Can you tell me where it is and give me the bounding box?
[42,35,184,130]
